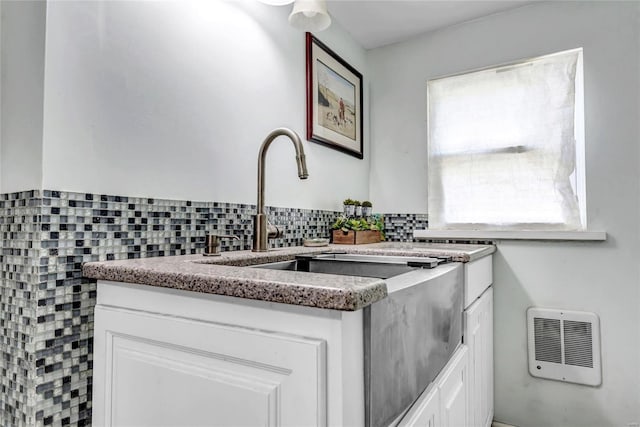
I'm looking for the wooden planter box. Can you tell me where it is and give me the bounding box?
[332,230,381,245]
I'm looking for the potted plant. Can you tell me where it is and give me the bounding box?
[331,215,385,245]
[353,200,362,217]
[362,200,372,217]
[343,199,356,217]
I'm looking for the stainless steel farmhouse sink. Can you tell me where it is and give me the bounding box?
[251,253,463,427]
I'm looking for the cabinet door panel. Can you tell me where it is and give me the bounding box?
[464,287,493,427]
[438,346,468,427]
[110,335,280,426]
[93,305,327,427]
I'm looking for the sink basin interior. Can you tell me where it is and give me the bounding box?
[250,253,447,279]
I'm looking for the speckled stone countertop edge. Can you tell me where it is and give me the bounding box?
[83,262,384,311]
[83,242,495,311]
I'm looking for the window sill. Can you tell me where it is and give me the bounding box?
[413,229,606,241]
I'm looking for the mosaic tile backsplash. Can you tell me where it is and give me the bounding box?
[0,190,430,426]
[0,191,40,427]
[383,213,429,242]
[0,190,342,427]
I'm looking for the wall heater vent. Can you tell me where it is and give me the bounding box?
[527,308,601,386]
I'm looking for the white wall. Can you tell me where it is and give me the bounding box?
[0,0,46,194]
[40,0,369,211]
[0,1,2,192]
[369,2,640,426]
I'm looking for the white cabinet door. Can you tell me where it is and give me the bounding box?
[437,345,469,427]
[398,383,440,427]
[464,287,493,427]
[93,305,327,427]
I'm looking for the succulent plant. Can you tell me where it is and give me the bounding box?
[331,214,385,240]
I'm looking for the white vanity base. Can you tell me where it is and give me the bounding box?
[92,253,493,427]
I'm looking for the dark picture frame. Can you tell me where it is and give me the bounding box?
[306,32,364,159]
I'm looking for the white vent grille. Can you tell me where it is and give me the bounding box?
[533,318,561,363]
[527,308,601,386]
[563,320,593,368]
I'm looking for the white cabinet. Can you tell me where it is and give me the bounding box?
[93,304,328,427]
[92,280,368,426]
[399,346,468,427]
[463,255,494,427]
[92,252,494,427]
[465,287,494,427]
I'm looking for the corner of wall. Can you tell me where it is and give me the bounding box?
[0,0,46,194]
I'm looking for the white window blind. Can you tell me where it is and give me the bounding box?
[427,49,585,231]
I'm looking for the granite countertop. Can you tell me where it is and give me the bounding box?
[83,242,495,311]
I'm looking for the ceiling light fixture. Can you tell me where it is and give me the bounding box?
[288,0,331,32]
[257,0,295,5]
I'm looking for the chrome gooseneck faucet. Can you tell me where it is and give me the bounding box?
[252,128,309,252]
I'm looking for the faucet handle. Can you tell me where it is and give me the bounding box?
[267,221,283,239]
[210,233,240,240]
[204,234,240,257]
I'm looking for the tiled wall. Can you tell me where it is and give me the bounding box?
[382,213,495,245]
[382,213,429,242]
[0,190,433,426]
[0,191,41,426]
[1,190,339,427]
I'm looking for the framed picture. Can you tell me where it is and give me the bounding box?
[306,32,363,159]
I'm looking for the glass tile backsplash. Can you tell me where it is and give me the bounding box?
[0,190,427,426]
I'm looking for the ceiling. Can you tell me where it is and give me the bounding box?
[327,0,538,49]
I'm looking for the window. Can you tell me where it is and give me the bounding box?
[427,49,585,231]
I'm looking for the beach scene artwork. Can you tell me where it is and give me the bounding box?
[316,60,356,141]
